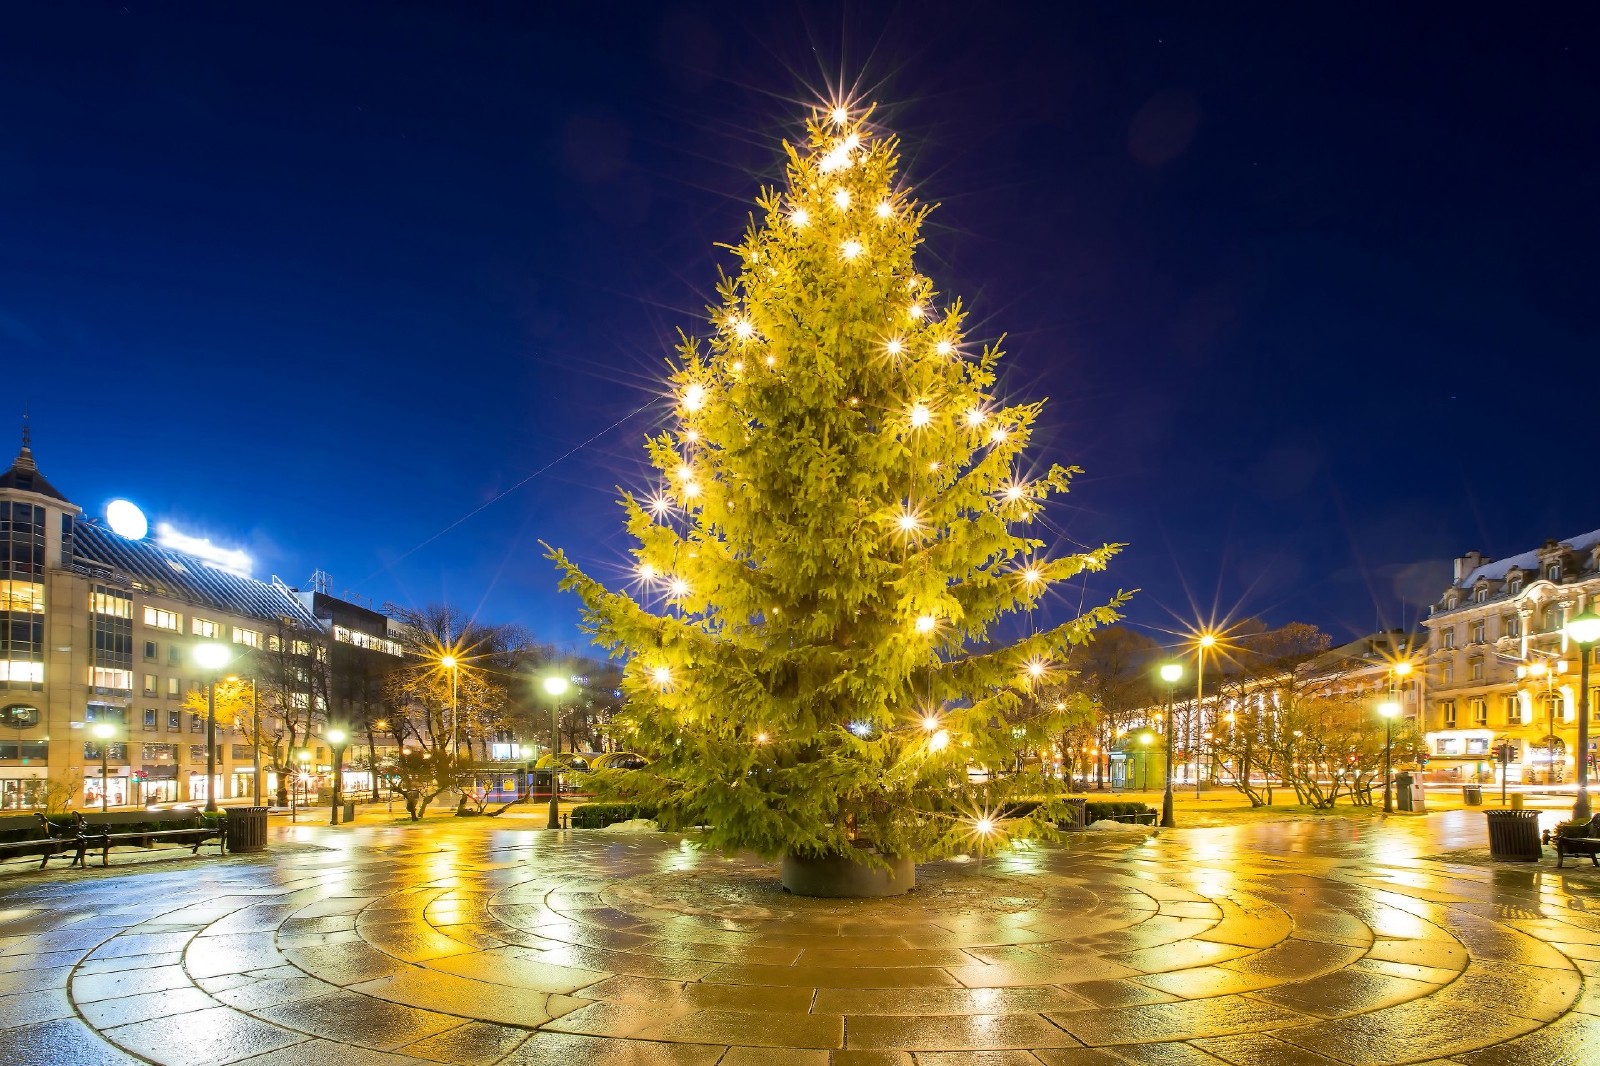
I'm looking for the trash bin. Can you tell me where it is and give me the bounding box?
[1485,809,1542,861]
[1463,785,1483,806]
[225,806,270,853]
[1511,793,1525,810]
[1059,797,1088,831]
[1397,772,1415,812]
[343,800,356,823]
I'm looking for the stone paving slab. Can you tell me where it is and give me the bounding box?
[0,810,1598,1063]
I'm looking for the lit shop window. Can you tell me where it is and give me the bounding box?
[144,607,181,631]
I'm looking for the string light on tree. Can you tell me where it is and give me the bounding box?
[546,101,1126,888]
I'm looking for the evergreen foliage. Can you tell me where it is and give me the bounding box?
[549,107,1126,865]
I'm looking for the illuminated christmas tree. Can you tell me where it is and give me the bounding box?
[550,106,1124,890]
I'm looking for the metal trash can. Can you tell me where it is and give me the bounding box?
[343,800,356,823]
[1485,809,1542,862]
[225,806,270,853]
[1059,797,1088,831]
[1397,772,1415,812]
[1511,793,1525,810]
[1463,785,1483,806]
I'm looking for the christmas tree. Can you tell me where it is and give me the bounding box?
[549,105,1125,882]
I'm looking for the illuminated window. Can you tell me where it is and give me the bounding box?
[192,618,219,638]
[90,667,133,691]
[91,588,132,618]
[292,640,311,657]
[232,627,260,648]
[1441,628,1455,649]
[167,710,180,731]
[0,661,43,684]
[1469,657,1484,682]
[1548,563,1562,582]
[143,709,157,731]
[1441,700,1457,728]
[1470,620,1485,644]
[1504,614,1521,639]
[0,580,45,613]
[1508,577,1523,595]
[267,635,282,652]
[1470,698,1487,726]
[143,673,157,695]
[167,677,180,697]
[1474,587,1488,604]
[144,607,181,631]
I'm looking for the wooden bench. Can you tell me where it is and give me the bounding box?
[74,811,226,867]
[1556,813,1600,869]
[0,813,86,869]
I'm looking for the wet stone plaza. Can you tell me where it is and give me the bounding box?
[2,813,1598,1066]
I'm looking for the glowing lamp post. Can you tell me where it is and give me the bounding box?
[327,728,347,826]
[1565,609,1600,821]
[1158,662,1183,827]
[439,655,459,757]
[1378,700,1400,813]
[543,675,570,830]
[92,722,114,812]
[1193,633,1216,799]
[193,642,232,812]
[293,749,311,822]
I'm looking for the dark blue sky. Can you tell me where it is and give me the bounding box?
[3,3,1595,651]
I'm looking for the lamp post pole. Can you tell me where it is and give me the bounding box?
[1565,610,1600,821]
[92,722,113,811]
[1194,634,1214,798]
[543,676,570,830]
[1158,663,1183,828]
[193,643,231,813]
[1378,701,1399,813]
[327,729,347,826]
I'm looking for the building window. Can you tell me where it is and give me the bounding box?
[168,645,181,666]
[232,627,261,648]
[1508,577,1523,595]
[84,742,127,762]
[1470,697,1488,726]
[167,677,180,697]
[292,639,312,657]
[1504,614,1521,639]
[1438,737,1460,755]
[90,667,134,691]
[1442,628,1456,649]
[1443,663,1454,685]
[192,617,219,638]
[1545,605,1565,632]
[143,708,157,731]
[1503,694,1521,724]
[143,674,157,695]
[0,580,45,612]
[0,704,42,729]
[90,587,133,618]
[190,713,204,733]
[1442,700,1457,728]
[1466,737,1489,755]
[143,640,157,661]
[167,710,180,731]
[0,661,44,684]
[1471,620,1485,644]
[1469,657,1484,682]
[1475,587,1488,604]
[267,634,282,652]
[1548,563,1562,582]
[144,607,180,631]
[142,743,176,761]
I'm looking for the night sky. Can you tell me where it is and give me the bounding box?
[3,4,1595,653]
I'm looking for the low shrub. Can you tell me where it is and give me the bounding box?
[1084,801,1156,822]
[570,802,657,829]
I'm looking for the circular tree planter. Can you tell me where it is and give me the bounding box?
[780,851,916,897]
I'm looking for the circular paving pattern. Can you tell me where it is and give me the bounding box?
[0,812,1598,1065]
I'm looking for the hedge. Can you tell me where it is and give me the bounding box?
[570,803,657,829]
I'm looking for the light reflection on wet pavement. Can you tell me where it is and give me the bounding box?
[1,810,1597,1064]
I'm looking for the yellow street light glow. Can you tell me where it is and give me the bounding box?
[674,463,693,481]
[935,340,952,356]
[790,207,809,227]
[1392,660,1414,677]
[650,666,671,686]
[915,615,937,634]
[921,715,940,731]
[755,731,770,744]
[637,563,656,580]
[92,722,114,740]
[908,303,924,319]
[885,338,903,356]
[669,578,689,597]
[764,355,776,367]
[841,239,863,259]
[833,188,850,209]
[730,360,744,373]
[733,318,754,340]
[909,403,931,427]
[1022,567,1042,584]
[682,481,701,498]
[327,728,346,745]
[1378,701,1401,719]
[897,511,920,533]
[1198,633,1217,649]
[682,383,706,411]
[990,426,1009,444]
[831,106,849,125]
[1159,662,1183,683]
[1027,659,1047,678]
[876,201,892,218]
[974,817,995,836]
[440,655,457,670]
[1004,483,1025,502]
[683,429,699,443]
[929,729,950,751]
[647,494,672,517]
[965,408,986,427]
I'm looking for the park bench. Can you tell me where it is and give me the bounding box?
[0,813,87,869]
[1554,813,1600,869]
[74,810,226,867]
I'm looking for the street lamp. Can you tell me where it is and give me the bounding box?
[1378,700,1400,813]
[1518,658,1567,785]
[327,728,347,826]
[1157,662,1183,827]
[193,642,232,813]
[542,676,570,830]
[1193,633,1216,799]
[439,655,459,758]
[292,748,310,822]
[227,675,262,807]
[92,722,114,812]
[1565,609,1600,821]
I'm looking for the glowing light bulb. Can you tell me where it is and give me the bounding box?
[755,731,769,744]
[651,666,671,687]
[1005,483,1025,502]
[844,132,860,149]
[831,106,849,125]
[734,318,754,340]
[935,340,952,356]
[841,239,863,260]
[990,426,1008,444]
[897,512,919,533]
[648,494,672,517]
[833,188,850,209]
[975,818,994,835]
[848,397,860,407]
[928,461,941,472]
[1023,567,1041,584]
[915,615,936,634]
[930,730,950,751]
[683,383,706,411]
[909,403,931,427]
[669,578,689,597]
[764,355,776,367]
[731,360,744,372]
[638,563,656,580]
[682,481,701,499]
[790,207,809,227]
[675,463,693,481]
[922,715,940,731]
[886,338,903,356]
[908,304,924,320]
[965,408,985,427]
[684,429,699,443]
[876,201,892,218]
[1027,660,1046,678]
